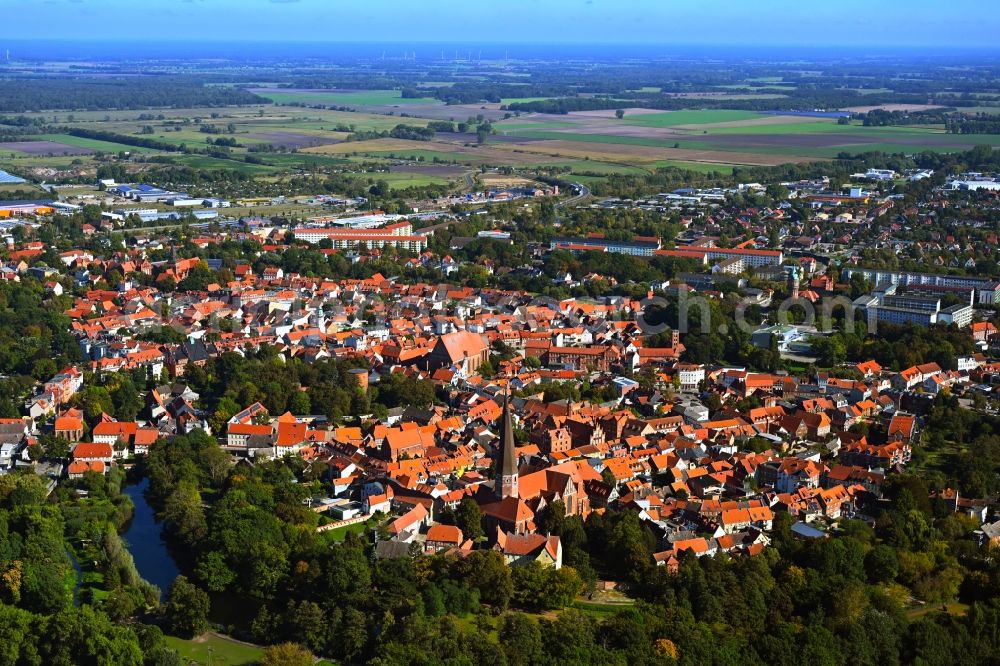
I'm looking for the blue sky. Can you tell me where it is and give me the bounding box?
[8,0,1000,48]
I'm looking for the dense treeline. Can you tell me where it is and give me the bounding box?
[0,280,80,418]
[919,394,1000,497]
[63,127,182,152]
[346,124,435,142]
[861,109,955,126]
[0,470,181,666]
[947,115,1000,134]
[504,90,931,114]
[0,187,43,201]
[812,318,977,371]
[0,78,263,113]
[167,351,437,431]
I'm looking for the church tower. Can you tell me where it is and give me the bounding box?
[789,265,800,300]
[495,392,519,500]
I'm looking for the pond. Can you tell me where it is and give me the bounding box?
[122,478,180,600]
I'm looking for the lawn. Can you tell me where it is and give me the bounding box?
[571,599,631,619]
[324,519,373,542]
[905,602,969,620]
[164,634,264,666]
[361,171,454,189]
[255,88,438,106]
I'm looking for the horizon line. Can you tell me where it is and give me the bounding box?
[6,38,1000,52]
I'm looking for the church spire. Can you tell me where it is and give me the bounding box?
[496,390,519,499]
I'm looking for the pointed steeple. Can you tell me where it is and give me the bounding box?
[496,390,519,499]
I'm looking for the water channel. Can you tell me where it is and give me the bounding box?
[121,478,180,600]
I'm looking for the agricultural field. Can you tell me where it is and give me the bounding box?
[159,154,282,175]
[37,133,163,154]
[251,87,438,106]
[5,82,1000,194]
[0,140,93,156]
[618,109,765,127]
[483,109,1000,166]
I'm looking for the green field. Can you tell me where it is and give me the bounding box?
[620,109,765,127]
[499,117,1000,161]
[497,121,577,132]
[0,154,93,169]
[164,634,264,666]
[263,114,424,132]
[37,133,164,154]
[163,154,281,174]
[564,160,735,178]
[324,516,378,542]
[572,599,631,619]
[500,96,553,105]
[503,130,679,148]
[365,149,478,163]
[554,160,651,175]
[652,160,736,174]
[702,120,942,136]
[621,109,763,127]
[358,171,453,189]
[257,153,353,168]
[719,84,798,91]
[8,90,998,193]
[255,89,438,106]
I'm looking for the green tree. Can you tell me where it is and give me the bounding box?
[261,642,312,666]
[194,551,236,593]
[499,612,543,666]
[162,576,210,638]
[162,481,207,547]
[455,498,484,541]
[864,544,900,584]
[452,550,513,610]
